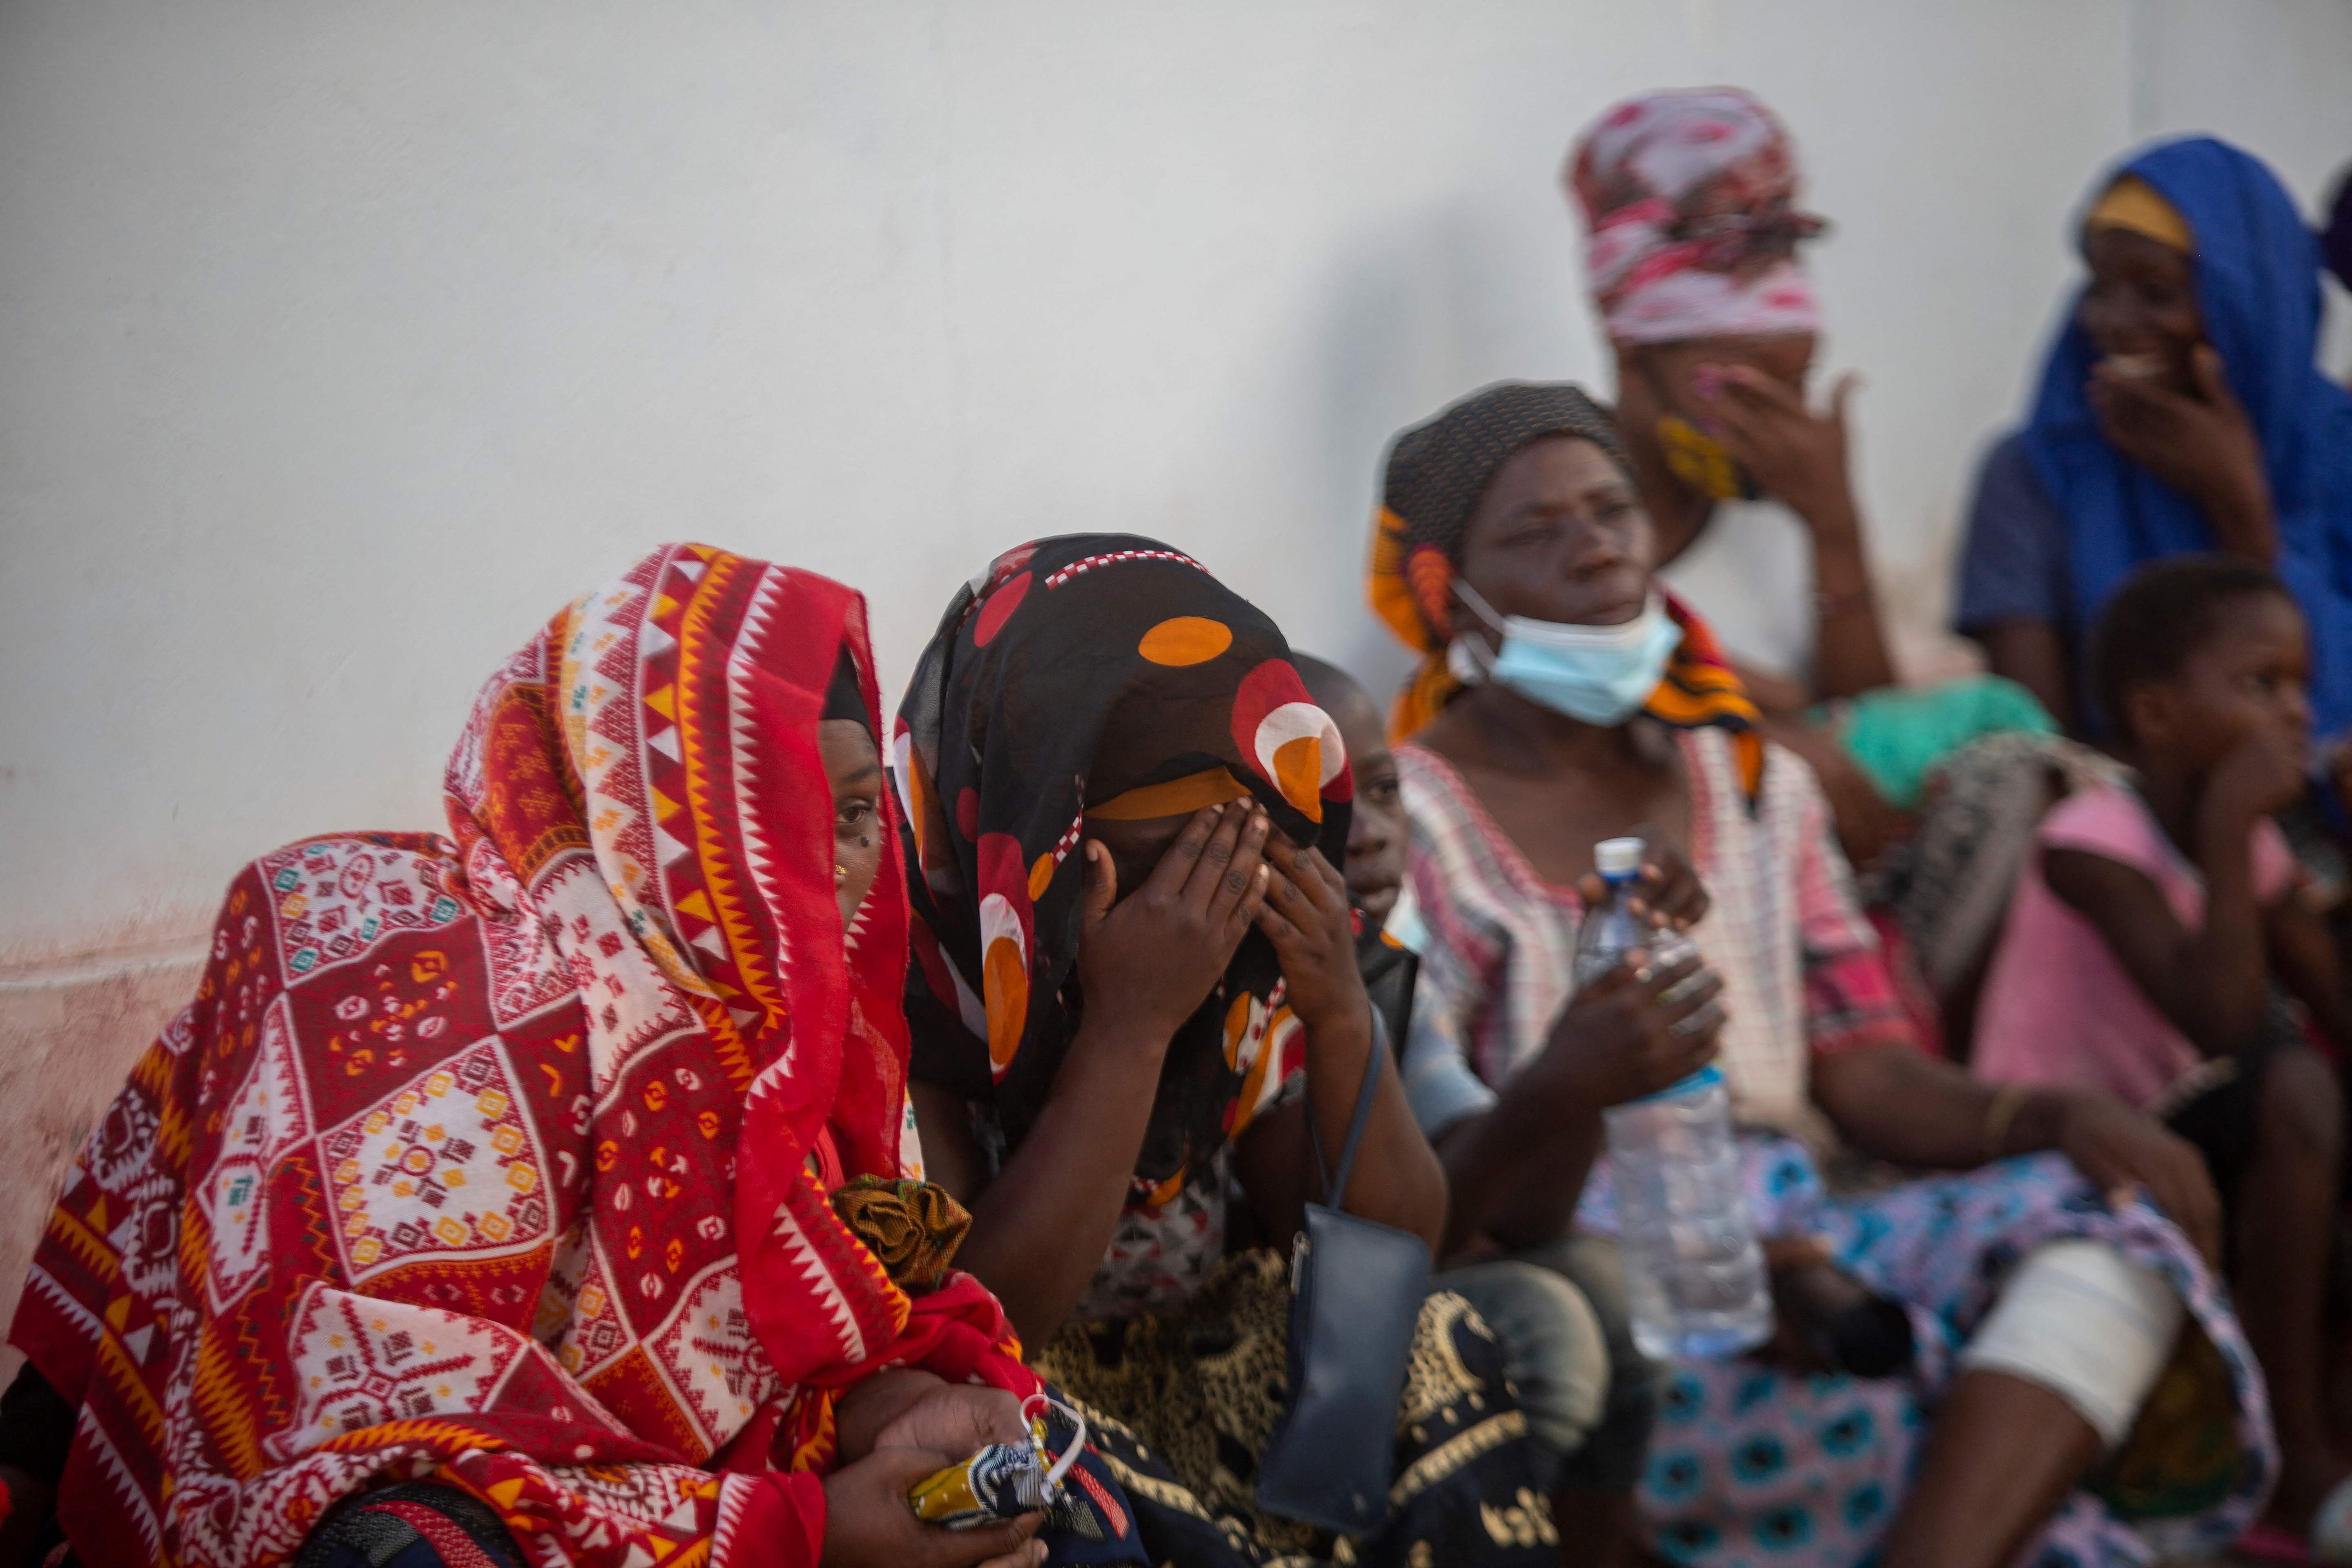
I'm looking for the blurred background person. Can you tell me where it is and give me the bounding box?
[1953,136,2352,751]
[1566,89,2055,875]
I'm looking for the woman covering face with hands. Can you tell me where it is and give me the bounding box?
[1567,89,2058,871]
[898,535,1557,1568]
[1958,135,2352,745]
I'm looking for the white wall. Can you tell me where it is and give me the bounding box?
[6,0,2352,968]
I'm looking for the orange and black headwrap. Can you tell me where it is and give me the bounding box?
[895,534,1352,1190]
[1367,380,1764,794]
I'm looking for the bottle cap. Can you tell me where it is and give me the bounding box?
[1594,837,1645,878]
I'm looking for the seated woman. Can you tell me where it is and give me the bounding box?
[1369,384,2276,1568]
[1956,135,2352,744]
[899,535,1560,1567]
[1562,87,2053,869]
[1,546,1077,1568]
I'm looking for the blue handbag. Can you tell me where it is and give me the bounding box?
[1253,1016,1434,1536]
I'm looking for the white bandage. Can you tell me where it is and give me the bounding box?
[1956,1239,2185,1449]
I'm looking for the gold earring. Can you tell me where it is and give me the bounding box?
[834,863,848,884]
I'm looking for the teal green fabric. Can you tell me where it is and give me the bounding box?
[1830,676,2056,810]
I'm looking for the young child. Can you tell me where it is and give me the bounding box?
[1292,656,1452,1120]
[1298,653,1664,1568]
[1973,555,2352,1543]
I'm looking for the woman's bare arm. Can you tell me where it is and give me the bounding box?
[1973,620,2074,733]
[1234,842,1445,1252]
[912,805,1272,1347]
[1811,1042,2220,1263]
[911,1033,1167,1348]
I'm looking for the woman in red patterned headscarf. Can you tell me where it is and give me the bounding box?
[0,546,1074,1568]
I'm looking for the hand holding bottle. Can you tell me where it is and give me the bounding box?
[1525,953,1725,1112]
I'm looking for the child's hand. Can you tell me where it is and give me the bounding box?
[1256,838,1372,1041]
[2205,728,2310,825]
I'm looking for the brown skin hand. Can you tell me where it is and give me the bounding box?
[1613,332,1895,703]
[2078,226,2275,559]
[917,779,1443,1348]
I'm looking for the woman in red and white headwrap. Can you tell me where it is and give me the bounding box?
[1568,88,1869,701]
[0,546,1096,1568]
[1568,89,2060,880]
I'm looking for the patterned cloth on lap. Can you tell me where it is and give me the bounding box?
[1033,1252,1559,1567]
[1402,722,2276,1568]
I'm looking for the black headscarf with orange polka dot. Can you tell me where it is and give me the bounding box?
[895,534,1352,1191]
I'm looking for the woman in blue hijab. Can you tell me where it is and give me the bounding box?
[1953,135,2352,1551]
[1956,136,2352,743]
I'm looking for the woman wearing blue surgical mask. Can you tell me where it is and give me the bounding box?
[1369,383,2274,1568]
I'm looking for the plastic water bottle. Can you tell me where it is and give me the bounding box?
[1574,837,1772,1361]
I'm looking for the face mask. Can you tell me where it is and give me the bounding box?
[1448,581,1682,725]
[1656,413,1760,501]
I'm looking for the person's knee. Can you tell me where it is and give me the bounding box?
[1539,1235,1659,1417]
[1522,1235,1660,1492]
[1441,1258,1611,1459]
[2261,1045,2342,1164]
[1956,1239,2184,1449]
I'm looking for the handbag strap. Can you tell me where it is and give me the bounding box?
[1305,1008,1388,1210]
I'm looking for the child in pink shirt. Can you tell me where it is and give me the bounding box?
[1972,788,2297,1106]
[1974,556,2352,1538]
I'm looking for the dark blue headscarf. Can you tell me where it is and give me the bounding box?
[2021,135,2352,738]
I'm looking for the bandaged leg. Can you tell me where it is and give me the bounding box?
[1955,1238,2185,1448]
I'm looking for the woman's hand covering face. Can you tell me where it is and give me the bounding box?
[2086,345,2273,543]
[1690,361,1862,533]
[1075,803,1273,1045]
[1252,837,1375,1037]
